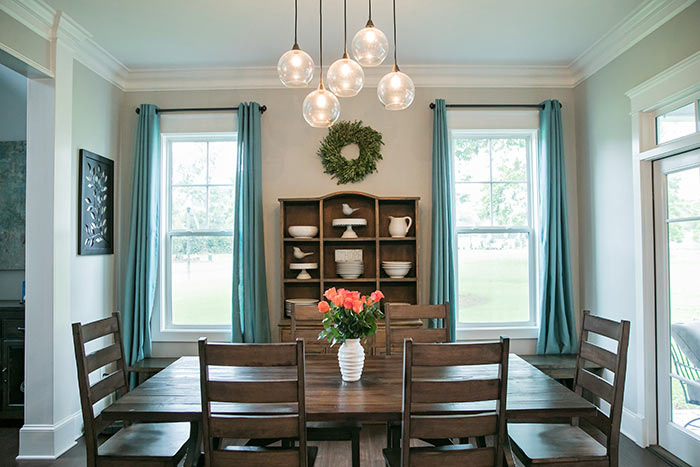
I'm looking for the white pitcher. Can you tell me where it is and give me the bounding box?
[388,216,412,237]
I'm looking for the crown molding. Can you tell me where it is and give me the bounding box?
[1,0,129,89]
[0,0,53,39]
[569,0,695,86]
[125,64,576,92]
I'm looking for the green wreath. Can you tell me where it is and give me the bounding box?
[318,120,384,184]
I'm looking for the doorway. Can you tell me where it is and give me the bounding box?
[653,148,700,465]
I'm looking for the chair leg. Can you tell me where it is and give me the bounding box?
[351,430,360,467]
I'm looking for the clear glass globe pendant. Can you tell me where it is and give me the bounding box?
[278,44,314,88]
[303,80,341,128]
[351,19,389,67]
[327,54,364,97]
[378,0,414,110]
[378,64,414,110]
[277,0,314,87]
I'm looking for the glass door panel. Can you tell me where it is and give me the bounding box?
[654,150,700,465]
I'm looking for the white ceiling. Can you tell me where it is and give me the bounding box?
[44,0,644,70]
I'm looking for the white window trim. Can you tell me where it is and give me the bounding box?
[450,129,540,335]
[152,132,236,342]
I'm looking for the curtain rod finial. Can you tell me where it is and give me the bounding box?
[260,105,267,114]
[429,102,436,110]
[135,107,140,114]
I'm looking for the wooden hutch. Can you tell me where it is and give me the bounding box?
[278,192,421,353]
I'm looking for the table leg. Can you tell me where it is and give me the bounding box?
[184,420,202,467]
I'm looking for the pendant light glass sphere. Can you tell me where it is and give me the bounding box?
[326,56,364,97]
[378,69,415,110]
[277,48,315,88]
[303,84,341,128]
[351,25,389,66]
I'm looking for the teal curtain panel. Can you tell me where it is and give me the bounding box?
[122,104,160,385]
[232,102,271,342]
[536,100,577,354]
[429,99,457,341]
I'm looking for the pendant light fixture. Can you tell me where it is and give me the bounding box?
[303,0,341,127]
[351,0,389,67]
[326,0,365,97]
[377,0,414,110]
[278,0,315,88]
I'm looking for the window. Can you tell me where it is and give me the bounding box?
[656,101,699,144]
[452,131,537,328]
[163,134,236,330]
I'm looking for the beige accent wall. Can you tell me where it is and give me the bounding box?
[119,86,577,355]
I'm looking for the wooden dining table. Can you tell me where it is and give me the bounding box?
[103,354,597,466]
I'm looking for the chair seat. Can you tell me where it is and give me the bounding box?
[98,422,190,460]
[508,423,608,465]
[383,443,476,467]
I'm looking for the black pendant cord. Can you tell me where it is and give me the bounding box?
[319,0,324,84]
[366,0,374,27]
[392,0,398,71]
[293,0,299,47]
[343,0,348,57]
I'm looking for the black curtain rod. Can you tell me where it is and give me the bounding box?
[135,105,267,115]
[428,102,561,110]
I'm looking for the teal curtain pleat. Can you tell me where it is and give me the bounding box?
[232,102,271,343]
[122,104,160,386]
[429,99,457,341]
[536,100,577,354]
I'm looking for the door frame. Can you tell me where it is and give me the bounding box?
[652,150,700,464]
[628,53,700,447]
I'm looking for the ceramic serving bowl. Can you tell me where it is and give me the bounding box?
[382,263,412,278]
[288,225,319,238]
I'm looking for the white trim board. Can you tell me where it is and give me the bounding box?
[17,411,82,460]
[2,0,695,92]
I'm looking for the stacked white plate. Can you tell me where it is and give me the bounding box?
[285,298,318,317]
[336,261,364,279]
[382,260,412,278]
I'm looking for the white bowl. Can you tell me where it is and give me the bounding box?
[338,273,362,279]
[288,225,318,238]
[382,264,411,278]
[382,261,412,265]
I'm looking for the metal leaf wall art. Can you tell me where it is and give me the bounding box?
[79,150,114,255]
[84,162,108,247]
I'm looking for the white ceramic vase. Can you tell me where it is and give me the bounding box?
[338,338,365,382]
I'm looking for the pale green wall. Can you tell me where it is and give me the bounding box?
[71,61,123,325]
[574,2,700,416]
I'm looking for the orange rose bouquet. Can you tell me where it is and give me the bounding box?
[317,288,385,346]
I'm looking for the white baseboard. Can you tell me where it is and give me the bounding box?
[17,410,82,460]
[621,408,649,447]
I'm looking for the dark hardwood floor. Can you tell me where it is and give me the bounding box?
[0,423,677,467]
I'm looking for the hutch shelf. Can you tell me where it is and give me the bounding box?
[278,192,420,350]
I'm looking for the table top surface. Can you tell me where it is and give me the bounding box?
[104,354,597,423]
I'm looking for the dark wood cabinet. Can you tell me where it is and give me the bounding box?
[0,301,24,420]
[278,192,420,343]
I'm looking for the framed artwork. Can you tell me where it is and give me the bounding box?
[79,149,114,255]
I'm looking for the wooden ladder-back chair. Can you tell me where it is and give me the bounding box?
[383,337,510,467]
[291,305,362,467]
[384,303,451,356]
[72,312,190,467]
[198,338,317,467]
[508,310,631,467]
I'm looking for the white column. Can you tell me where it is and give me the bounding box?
[18,22,80,459]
